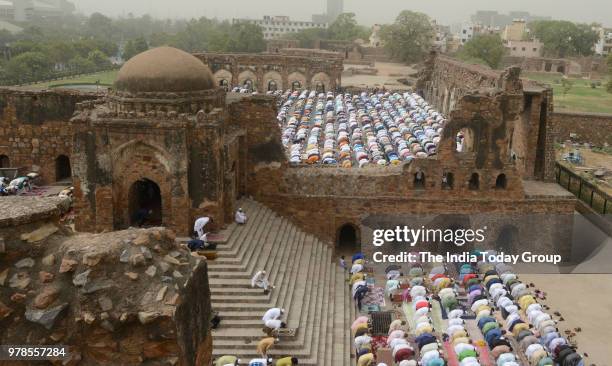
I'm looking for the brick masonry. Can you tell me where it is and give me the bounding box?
[554,111,612,146]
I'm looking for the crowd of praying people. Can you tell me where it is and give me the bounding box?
[276,90,445,167]
[345,250,584,366]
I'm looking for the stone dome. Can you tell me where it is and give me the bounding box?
[115,46,215,93]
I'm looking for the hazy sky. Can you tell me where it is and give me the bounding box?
[72,0,611,27]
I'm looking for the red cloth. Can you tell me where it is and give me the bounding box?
[415,300,429,310]
[394,348,415,362]
[462,274,478,284]
[431,273,446,281]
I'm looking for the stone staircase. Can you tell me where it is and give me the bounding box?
[201,199,351,365]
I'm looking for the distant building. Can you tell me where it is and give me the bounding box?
[233,15,327,41]
[432,21,450,53]
[502,19,528,42]
[505,39,543,57]
[594,26,612,55]
[326,0,343,23]
[0,1,14,21]
[6,0,74,22]
[471,10,550,29]
[457,23,500,45]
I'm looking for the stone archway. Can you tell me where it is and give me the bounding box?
[288,72,306,91]
[263,71,282,92]
[111,140,177,231]
[311,72,331,93]
[337,223,360,254]
[129,178,162,227]
[496,225,519,254]
[55,155,71,181]
[213,69,233,90]
[0,154,9,168]
[238,70,257,91]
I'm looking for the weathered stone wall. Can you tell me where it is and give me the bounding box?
[501,55,609,77]
[0,89,97,184]
[195,52,343,93]
[249,164,575,258]
[417,52,557,182]
[0,227,213,366]
[554,111,612,146]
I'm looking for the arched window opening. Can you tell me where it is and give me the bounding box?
[0,155,9,168]
[414,171,426,189]
[219,79,229,91]
[55,155,71,181]
[129,178,162,228]
[243,79,253,92]
[496,174,507,189]
[268,80,278,92]
[496,226,518,253]
[337,224,359,253]
[469,173,480,190]
[442,172,454,189]
[456,128,475,153]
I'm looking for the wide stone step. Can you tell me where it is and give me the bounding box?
[209,199,350,365]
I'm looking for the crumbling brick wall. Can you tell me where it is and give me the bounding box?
[194,52,343,92]
[554,111,612,146]
[0,89,97,183]
[417,52,557,182]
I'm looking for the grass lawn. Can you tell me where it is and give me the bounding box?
[522,72,612,114]
[28,70,119,89]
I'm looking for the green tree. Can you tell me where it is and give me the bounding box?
[606,54,612,94]
[458,34,506,69]
[328,13,370,41]
[5,51,52,83]
[530,20,598,58]
[123,37,149,60]
[68,55,96,74]
[380,10,435,64]
[87,50,111,69]
[86,13,114,41]
[225,22,265,53]
[293,28,329,48]
[561,78,573,96]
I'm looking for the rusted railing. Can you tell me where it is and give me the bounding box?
[556,162,610,217]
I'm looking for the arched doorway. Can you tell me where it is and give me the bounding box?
[315,82,325,93]
[243,79,253,92]
[337,224,359,254]
[0,154,9,168]
[291,81,301,91]
[219,79,229,91]
[496,174,507,189]
[55,155,71,181]
[268,80,278,92]
[496,226,518,254]
[128,178,162,227]
[456,128,475,153]
[469,173,480,190]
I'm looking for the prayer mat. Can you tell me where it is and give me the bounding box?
[363,286,385,307]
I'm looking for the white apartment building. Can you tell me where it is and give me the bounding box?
[594,27,612,56]
[233,15,328,41]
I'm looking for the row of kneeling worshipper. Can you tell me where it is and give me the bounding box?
[456,260,519,366]
[350,252,370,312]
[475,255,584,366]
[277,89,445,167]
